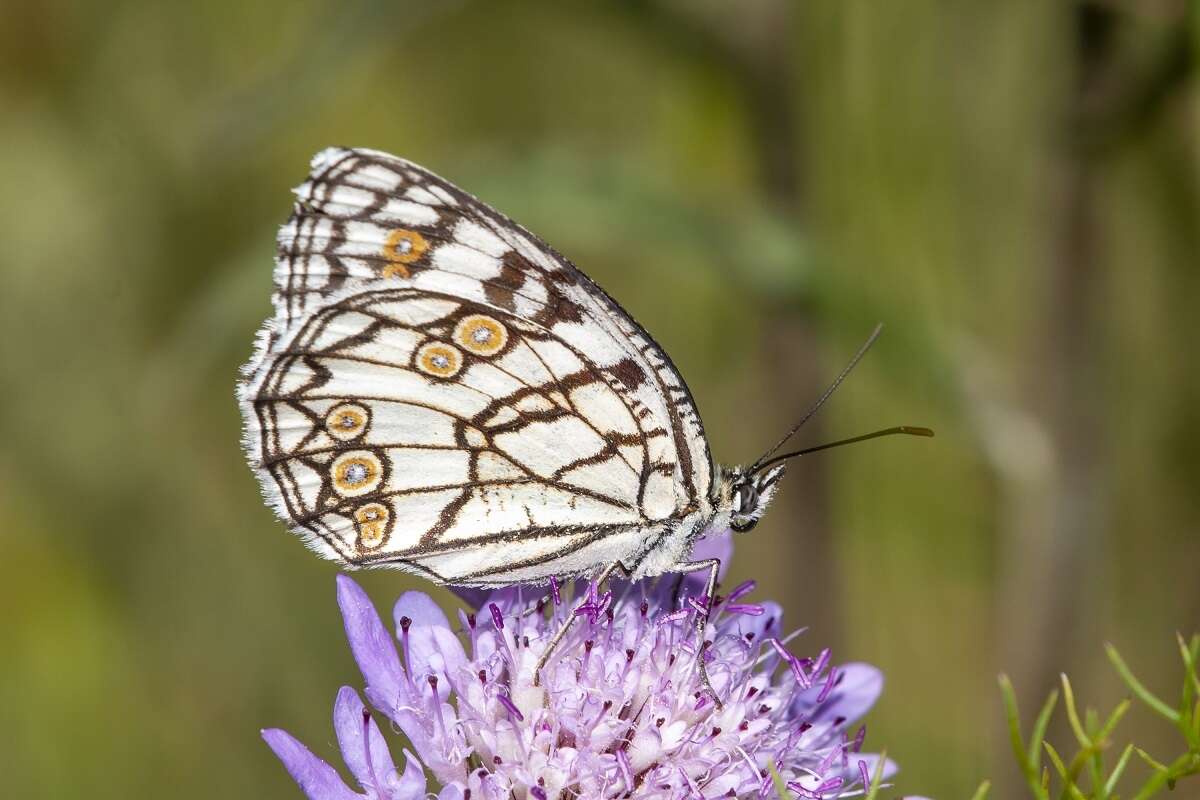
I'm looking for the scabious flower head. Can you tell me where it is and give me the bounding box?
[264,535,897,799]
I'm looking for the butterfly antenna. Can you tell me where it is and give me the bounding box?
[753,425,934,472]
[747,322,884,474]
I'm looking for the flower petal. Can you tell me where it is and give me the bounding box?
[686,530,733,581]
[337,575,407,710]
[448,585,491,610]
[390,749,428,800]
[333,686,397,792]
[394,591,468,699]
[394,590,452,629]
[437,783,466,800]
[262,728,360,800]
[812,662,883,725]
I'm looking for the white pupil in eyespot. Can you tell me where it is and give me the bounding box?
[472,326,491,343]
[397,239,412,253]
[344,463,368,484]
[340,415,356,428]
[432,354,449,368]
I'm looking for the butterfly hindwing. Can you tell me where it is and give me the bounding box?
[240,148,714,584]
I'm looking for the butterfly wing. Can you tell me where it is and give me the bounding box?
[240,148,713,584]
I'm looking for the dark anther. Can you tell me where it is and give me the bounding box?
[399,616,412,633]
[466,613,476,629]
[478,670,487,683]
[625,648,634,662]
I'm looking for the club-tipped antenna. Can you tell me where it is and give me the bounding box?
[754,425,934,472]
[747,322,884,474]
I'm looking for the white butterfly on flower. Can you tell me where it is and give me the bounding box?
[237,148,928,618]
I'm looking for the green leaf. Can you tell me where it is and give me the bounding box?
[968,779,991,800]
[1029,689,1060,770]
[1103,743,1134,798]
[864,749,888,800]
[1061,673,1092,749]
[1178,632,1200,747]
[1096,698,1131,744]
[1000,674,1048,800]
[1130,752,1200,800]
[766,762,791,800]
[1133,747,1168,773]
[1043,742,1089,800]
[1106,643,1180,723]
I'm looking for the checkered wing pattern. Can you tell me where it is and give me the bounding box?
[239,149,714,585]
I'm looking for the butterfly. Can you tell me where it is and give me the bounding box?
[238,148,929,694]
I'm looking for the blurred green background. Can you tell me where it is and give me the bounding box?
[2,1,1197,798]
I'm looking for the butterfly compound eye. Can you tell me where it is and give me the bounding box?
[730,481,760,532]
[735,482,758,514]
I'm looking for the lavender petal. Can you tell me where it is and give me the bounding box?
[391,749,428,800]
[332,686,397,792]
[811,662,883,725]
[336,575,407,709]
[262,728,360,800]
[394,591,467,699]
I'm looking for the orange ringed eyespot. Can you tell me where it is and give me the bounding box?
[453,314,508,356]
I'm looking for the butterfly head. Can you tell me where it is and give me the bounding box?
[723,464,786,533]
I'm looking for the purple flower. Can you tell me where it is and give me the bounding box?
[262,686,429,800]
[265,533,899,799]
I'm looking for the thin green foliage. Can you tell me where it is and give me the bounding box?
[995,635,1200,799]
[968,780,991,800]
[766,762,790,800]
[863,749,887,800]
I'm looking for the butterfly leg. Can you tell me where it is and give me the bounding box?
[669,557,723,709]
[532,561,631,687]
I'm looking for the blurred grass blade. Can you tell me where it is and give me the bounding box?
[766,762,791,800]
[969,779,991,800]
[1029,689,1060,769]
[1106,643,1180,723]
[1000,674,1048,800]
[1096,698,1131,744]
[1133,746,1168,773]
[1178,633,1200,712]
[864,749,887,800]
[1043,741,1088,800]
[1061,673,1091,748]
[1103,744,1134,798]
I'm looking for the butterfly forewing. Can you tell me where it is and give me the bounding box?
[240,148,713,584]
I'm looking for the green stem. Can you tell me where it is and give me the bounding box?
[1106,643,1180,723]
